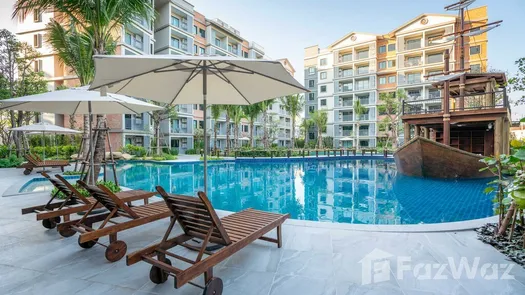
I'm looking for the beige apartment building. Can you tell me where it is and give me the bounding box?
[304,6,489,149]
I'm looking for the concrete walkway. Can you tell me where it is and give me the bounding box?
[0,168,524,295]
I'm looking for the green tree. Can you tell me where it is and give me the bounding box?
[280,94,304,148]
[309,110,327,148]
[223,105,236,152]
[151,103,177,155]
[0,29,47,154]
[14,0,156,182]
[242,104,263,148]
[229,105,244,149]
[353,100,367,151]
[509,57,525,105]
[209,105,222,151]
[377,89,406,149]
[300,118,314,146]
[257,99,275,148]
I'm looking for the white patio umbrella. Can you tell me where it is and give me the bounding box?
[11,122,81,160]
[0,87,162,183]
[89,55,308,192]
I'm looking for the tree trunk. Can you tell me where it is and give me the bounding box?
[263,110,268,148]
[291,116,295,148]
[156,123,161,155]
[81,115,90,162]
[234,124,239,149]
[214,122,218,152]
[356,121,360,150]
[317,126,323,149]
[497,202,516,237]
[249,121,254,148]
[88,115,106,184]
[225,115,230,152]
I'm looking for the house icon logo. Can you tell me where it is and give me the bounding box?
[359,248,394,285]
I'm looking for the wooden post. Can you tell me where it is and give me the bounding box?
[494,117,502,156]
[443,49,451,146]
[404,123,411,142]
[458,74,465,110]
[414,125,420,137]
[422,127,429,139]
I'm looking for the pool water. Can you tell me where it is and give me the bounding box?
[112,159,494,225]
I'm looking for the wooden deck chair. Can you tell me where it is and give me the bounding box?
[126,186,289,295]
[18,154,70,175]
[57,181,172,262]
[21,173,157,231]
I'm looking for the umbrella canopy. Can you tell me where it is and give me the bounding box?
[89,55,306,105]
[0,86,163,115]
[11,122,81,134]
[89,55,308,192]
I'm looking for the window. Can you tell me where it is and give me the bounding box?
[378,45,386,53]
[242,125,248,132]
[379,61,386,69]
[320,72,327,80]
[320,58,327,66]
[388,76,396,83]
[470,64,481,73]
[320,99,326,106]
[194,45,198,54]
[308,93,315,101]
[408,89,421,98]
[407,73,421,84]
[308,80,315,88]
[199,28,206,38]
[320,85,327,93]
[171,16,180,27]
[388,60,396,68]
[309,132,315,140]
[379,77,386,85]
[243,51,248,58]
[34,59,42,72]
[200,47,206,55]
[33,34,42,48]
[406,39,421,50]
[470,45,481,55]
[171,37,180,48]
[388,44,396,51]
[309,67,315,75]
[193,25,198,35]
[308,106,315,114]
[215,38,221,47]
[429,89,441,98]
[33,9,42,23]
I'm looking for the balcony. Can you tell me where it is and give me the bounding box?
[336,98,353,108]
[404,58,422,67]
[249,41,265,54]
[171,16,188,31]
[171,126,190,134]
[125,38,143,51]
[338,69,353,78]
[398,75,423,86]
[341,130,353,136]
[356,51,369,60]
[358,114,370,121]
[342,115,353,122]
[405,40,422,51]
[355,83,371,91]
[171,39,188,51]
[356,67,370,75]
[338,54,352,63]
[359,129,370,136]
[338,84,353,93]
[426,54,443,64]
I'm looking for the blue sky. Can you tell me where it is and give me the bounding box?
[1,0,524,117]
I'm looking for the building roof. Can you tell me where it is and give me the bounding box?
[328,32,380,49]
[277,58,296,75]
[388,13,457,36]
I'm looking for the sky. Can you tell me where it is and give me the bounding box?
[1,0,524,117]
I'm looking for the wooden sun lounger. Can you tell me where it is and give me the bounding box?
[18,154,70,175]
[126,186,289,295]
[57,181,172,262]
[21,173,156,230]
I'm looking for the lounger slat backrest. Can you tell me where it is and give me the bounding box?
[77,181,139,219]
[53,174,92,204]
[25,154,40,166]
[156,186,231,246]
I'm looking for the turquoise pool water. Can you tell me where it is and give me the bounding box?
[112,159,494,225]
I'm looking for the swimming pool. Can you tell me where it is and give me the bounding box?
[112,159,494,225]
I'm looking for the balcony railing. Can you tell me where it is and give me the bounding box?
[355,83,371,91]
[172,127,190,134]
[426,55,443,64]
[405,41,421,50]
[339,54,352,63]
[338,69,353,78]
[356,68,369,75]
[404,59,422,67]
[339,85,353,92]
[356,52,369,60]
[341,115,353,122]
[341,130,353,136]
[402,97,443,115]
[358,115,370,121]
[340,100,353,107]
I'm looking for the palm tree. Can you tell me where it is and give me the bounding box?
[309,110,327,148]
[257,99,275,148]
[378,90,406,149]
[223,105,236,152]
[280,94,304,148]
[14,0,155,183]
[300,118,314,147]
[209,105,222,152]
[229,106,244,149]
[242,104,263,148]
[353,100,368,151]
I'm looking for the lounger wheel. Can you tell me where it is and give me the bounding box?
[149,258,172,284]
[105,240,127,262]
[23,168,31,175]
[58,226,76,238]
[42,216,61,229]
[78,237,98,249]
[203,277,223,295]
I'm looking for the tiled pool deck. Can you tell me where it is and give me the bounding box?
[1,167,524,295]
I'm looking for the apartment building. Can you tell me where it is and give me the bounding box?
[15,0,295,153]
[304,6,489,148]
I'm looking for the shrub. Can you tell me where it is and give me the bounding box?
[199,156,223,161]
[0,155,24,168]
[121,144,147,157]
[0,145,9,158]
[162,147,179,156]
[295,139,305,148]
[63,170,82,175]
[51,180,122,199]
[30,145,79,160]
[151,153,177,161]
[185,148,198,155]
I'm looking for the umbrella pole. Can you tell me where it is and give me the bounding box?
[203,61,208,193]
[41,131,45,160]
[88,101,95,184]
